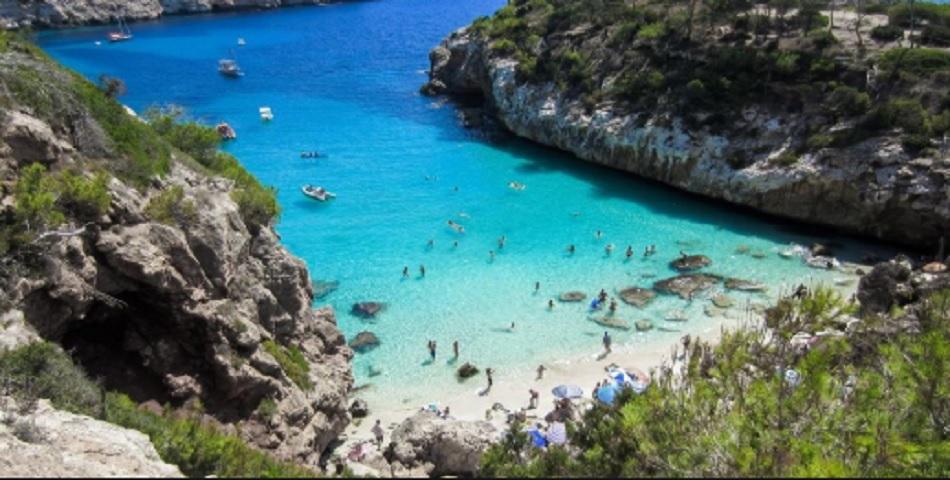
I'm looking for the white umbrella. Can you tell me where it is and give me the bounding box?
[547,421,567,446]
[551,384,584,399]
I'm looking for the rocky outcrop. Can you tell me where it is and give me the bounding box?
[424,28,950,249]
[0,0,343,29]
[654,273,722,300]
[0,47,352,466]
[0,397,182,477]
[857,256,950,316]
[388,411,499,477]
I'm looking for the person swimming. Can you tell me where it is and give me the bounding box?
[427,239,434,248]
[595,230,603,239]
[453,241,458,248]
[567,244,575,255]
[548,299,554,310]
[535,281,540,292]
[402,266,409,278]
[489,250,495,262]
[420,264,426,277]
[625,246,633,259]
[498,236,506,249]
[605,244,614,255]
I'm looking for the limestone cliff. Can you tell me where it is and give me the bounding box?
[0,0,343,29]
[0,34,351,466]
[424,2,950,250]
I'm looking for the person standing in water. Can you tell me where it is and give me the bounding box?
[453,340,459,359]
[595,230,603,239]
[567,244,576,255]
[536,364,546,380]
[535,281,540,292]
[402,266,409,278]
[498,236,506,249]
[625,246,633,260]
[428,340,437,361]
[602,331,612,353]
[420,264,426,277]
[427,239,434,249]
[489,250,495,262]
[605,244,614,256]
[486,368,494,390]
[608,299,617,315]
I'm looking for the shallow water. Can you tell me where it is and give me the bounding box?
[38,0,892,409]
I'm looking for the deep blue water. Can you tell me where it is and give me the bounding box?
[38,0,891,408]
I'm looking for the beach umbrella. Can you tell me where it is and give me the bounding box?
[528,428,548,448]
[551,384,583,399]
[547,421,567,446]
[596,383,621,405]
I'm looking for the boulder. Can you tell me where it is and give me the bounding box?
[558,291,587,302]
[725,277,768,292]
[922,261,947,274]
[654,273,722,299]
[349,399,369,419]
[712,294,734,308]
[635,319,653,332]
[456,362,479,379]
[352,302,385,319]
[589,315,630,330]
[618,287,656,308]
[857,258,913,315]
[348,331,380,352]
[389,411,499,477]
[670,254,712,271]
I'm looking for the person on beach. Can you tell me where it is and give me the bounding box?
[402,266,409,278]
[486,368,494,390]
[529,389,539,409]
[420,264,426,277]
[372,420,384,447]
[548,299,554,310]
[537,364,546,380]
[602,331,612,353]
[453,340,459,359]
[593,381,601,399]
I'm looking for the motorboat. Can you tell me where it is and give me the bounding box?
[259,106,274,121]
[216,122,237,140]
[237,37,246,46]
[507,181,526,191]
[218,59,243,78]
[107,18,133,42]
[302,184,335,201]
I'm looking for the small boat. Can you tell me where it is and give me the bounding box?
[237,37,246,46]
[216,122,237,140]
[507,181,526,191]
[300,151,321,159]
[302,184,335,201]
[259,106,274,121]
[107,18,133,43]
[218,59,243,78]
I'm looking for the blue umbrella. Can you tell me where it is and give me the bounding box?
[551,384,584,399]
[596,383,622,405]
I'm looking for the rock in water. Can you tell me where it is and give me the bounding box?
[349,331,381,352]
[456,362,479,379]
[712,294,735,308]
[725,277,768,292]
[635,319,654,332]
[618,287,656,308]
[352,302,385,318]
[313,280,339,299]
[589,315,630,330]
[654,274,722,299]
[558,291,587,302]
[670,254,712,271]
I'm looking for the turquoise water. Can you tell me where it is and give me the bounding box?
[38,0,891,407]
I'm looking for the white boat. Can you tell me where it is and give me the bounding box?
[507,181,526,191]
[259,106,274,121]
[107,18,133,42]
[218,59,243,78]
[237,37,246,46]
[302,185,335,201]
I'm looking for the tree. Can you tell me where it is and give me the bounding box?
[97,75,126,99]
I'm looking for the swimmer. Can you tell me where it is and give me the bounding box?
[427,239,434,248]
[498,236,506,249]
[453,186,459,192]
[598,289,608,302]
[535,281,540,292]
[510,322,515,331]
[625,245,633,259]
[453,340,459,359]
[567,244,576,255]
[605,244,614,255]
[548,299,554,310]
[453,241,458,248]
[595,230,603,239]
[643,246,650,257]
[420,264,426,277]
[608,299,617,314]
[489,250,495,262]
[402,266,409,278]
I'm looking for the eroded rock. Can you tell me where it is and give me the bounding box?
[670,254,712,272]
[654,274,722,299]
[618,287,656,308]
[389,411,499,477]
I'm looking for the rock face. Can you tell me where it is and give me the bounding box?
[0,0,342,29]
[0,49,352,466]
[424,28,950,249]
[0,397,182,477]
[857,256,950,316]
[388,411,499,477]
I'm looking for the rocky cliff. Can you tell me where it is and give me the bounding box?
[424,2,950,250]
[0,0,343,29]
[0,33,352,466]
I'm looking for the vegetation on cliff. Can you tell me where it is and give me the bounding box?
[482,285,950,477]
[469,0,949,161]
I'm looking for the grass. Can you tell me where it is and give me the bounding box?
[0,342,102,417]
[261,340,312,390]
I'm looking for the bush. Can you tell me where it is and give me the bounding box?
[901,133,932,153]
[826,86,871,118]
[775,51,801,75]
[770,151,799,167]
[56,170,111,221]
[491,38,518,55]
[888,2,950,29]
[103,393,313,477]
[918,23,950,47]
[883,98,931,135]
[261,340,312,390]
[14,163,64,232]
[145,185,197,226]
[0,342,101,417]
[806,133,834,150]
[870,24,904,42]
[878,47,950,76]
[256,398,278,421]
[637,22,665,40]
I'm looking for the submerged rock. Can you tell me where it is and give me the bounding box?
[725,277,768,292]
[670,254,712,271]
[712,294,735,308]
[352,302,385,318]
[654,274,722,299]
[313,280,339,299]
[558,291,587,302]
[589,315,630,330]
[349,331,381,352]
[618,287,656,308]
[665,310,689,322]
[634,319,654,332]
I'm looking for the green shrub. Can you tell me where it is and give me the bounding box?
[770,151,799,167]
[103,393,313,477]
[145,185,197,226]
[882,98,932,135]
[491,38,518,55]
[232,183,280,231]
[56,170,111,221]
[901,133,932,153]
[637,22,666,40]
[775,51,801,75]
[870,24,904,42]
[919,23,950,47]
[809,56,836,76]
[826,86,871,118]
[14,163,64,232]
[878,47,950,76]
[805,29,837,50]
[256,398,278,421]
[806,133,834,150]
[0,342,101,417]
[888,2,950,29]
[261,340,312,390]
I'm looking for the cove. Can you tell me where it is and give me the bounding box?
[37,0,892,411]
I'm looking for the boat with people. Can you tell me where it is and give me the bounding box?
[218,58,243,78]
[259,106,274,121]
[107,18,133,43]
[215,122,237,140]
[508,181,526,191]
[300,151,322,158]
[302,184,335,202]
